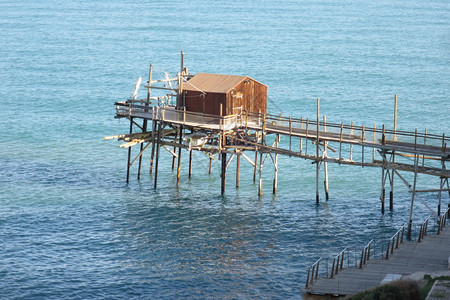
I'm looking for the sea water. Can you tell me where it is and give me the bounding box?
[0,0,449,298]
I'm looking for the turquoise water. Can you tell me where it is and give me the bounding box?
[1,0,449,298]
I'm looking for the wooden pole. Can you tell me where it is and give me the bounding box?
[188,130,193,178]
[273,134,279,194]
[171,125,177,170]
[208,156,212,174]
[149,108,157,174]
[176,125,183,186]
[407,153,419,238]
[153,122,162,188]
[316,98,320,205]
[300,117,303,153]
[253,132,259,182]
[323,115,329,200]
[138,64,153,180]
[236,151,240,188]
[258,151,263,196]
[350,122,354,161]
[390,152,395,211]
[188,148,193,178]
[380,150,386,214]
[221,151,227,195]
[126,117,133,183]
[394,94,398,141]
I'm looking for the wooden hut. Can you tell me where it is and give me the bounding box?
[182,73,267,116]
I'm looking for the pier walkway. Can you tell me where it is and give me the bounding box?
[304,226,450,296]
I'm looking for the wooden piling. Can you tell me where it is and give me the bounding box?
[390,152,395,211]
[300,117,303,153]
[273,134,280,194]
[258,151,263,196]
[236,151,240,188]
[316,98,320,205]
[407,153,419,237]
[126,117,133,183]
[208,156,212,174]
[323,115,329,200]
[253,132,259,182]
[176,125,183,186]
[188,130,193,178]
[221,151,227,195]
[153,122,162,188]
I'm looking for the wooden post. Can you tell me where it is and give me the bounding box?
[380,150,386,214]
[289,116,292,152]
[253,132,259,182]
[316,98,320,205]
[300,117,303,153]
[350,122,354,161]
[126,117,133,183]
[153,122,162,188]
[188,148,193,178]
[394,94,398,141]
[361,126,365,166]
[323,115,329,200]
[407,153,419,238]
[390,152,395,211]
[258,151,263,196]
[188,130,193,178]
[208,156,212,174]
[339,122,343,163]
[176,125,183,186]
[372,124,376,162]
[236,151,240,188]
[273,134,279,194]
[138,64,153,180]
[221,151,227,195]
[149,118,157,174]
[305,119,309,155]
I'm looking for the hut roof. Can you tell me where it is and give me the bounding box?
[183,73,266,94]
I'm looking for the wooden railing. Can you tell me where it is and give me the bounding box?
[116,104,450,155]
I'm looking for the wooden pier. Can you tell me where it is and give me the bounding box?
[106,53,450,237]
[304,210,450,296]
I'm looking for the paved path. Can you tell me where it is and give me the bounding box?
[305,226,450,296]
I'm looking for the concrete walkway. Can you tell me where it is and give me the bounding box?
[305,226,450,296]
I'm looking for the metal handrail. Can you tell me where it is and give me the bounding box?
[359,239,373,268]
[418,216,430,242]
[305,257,322,288]
[385,224,406,259]
[330,248,347,278]
[437,207,450,234]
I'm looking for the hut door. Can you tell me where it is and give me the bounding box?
[233,94,243,115]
